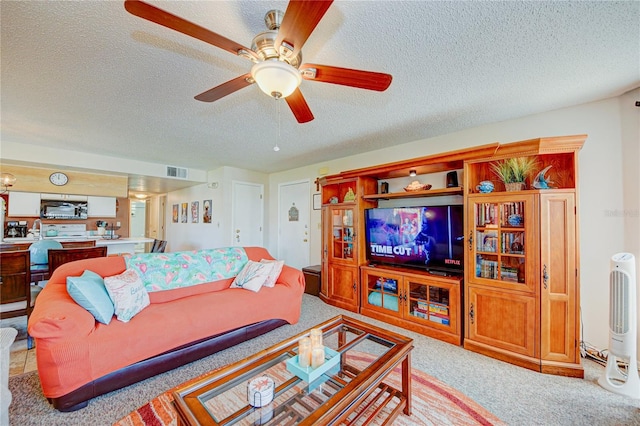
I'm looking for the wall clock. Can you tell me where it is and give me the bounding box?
[49,172,69,186]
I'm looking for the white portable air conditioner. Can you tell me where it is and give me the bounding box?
[598,252,640,398]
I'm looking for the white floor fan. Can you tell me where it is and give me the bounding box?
[598,253,640,398]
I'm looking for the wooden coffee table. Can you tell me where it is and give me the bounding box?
[172,315,414,425]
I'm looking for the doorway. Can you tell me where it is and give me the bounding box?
[231,181,264,247]
[130,200,146,253]
[278,180,310,269]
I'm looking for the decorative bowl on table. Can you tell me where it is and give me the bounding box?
[404,181,432,192]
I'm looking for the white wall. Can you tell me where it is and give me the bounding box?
[165,182,225,251]
[619,88,640,358]
[165,166,268,252]
[267,91,638,353]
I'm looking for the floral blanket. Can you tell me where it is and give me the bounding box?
[124,247,248,292]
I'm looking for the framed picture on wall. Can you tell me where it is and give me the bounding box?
[191,201,199,223]
[203,200,212,223]
[172,204,179,223]
[181,203,188,223]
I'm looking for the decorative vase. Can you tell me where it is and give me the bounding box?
[504,182,525,192]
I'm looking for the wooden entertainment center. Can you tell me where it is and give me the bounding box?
[319,135,585,377]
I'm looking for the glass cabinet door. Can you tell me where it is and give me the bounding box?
[406,278,456,331]
[469,195,535,293]
[330,207,355,262]
[362,270,401,314]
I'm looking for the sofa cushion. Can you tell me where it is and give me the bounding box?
[260,259,285,288]
[66,270,115,325]
[230,260,272,292]
[148,278,233,304]
[124,247,248,292]
[104,269,150,322]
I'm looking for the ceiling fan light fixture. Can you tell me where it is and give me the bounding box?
[251,60,301,98]
[409,170,417,177]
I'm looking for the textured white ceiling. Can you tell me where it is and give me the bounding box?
[2,1,639,188]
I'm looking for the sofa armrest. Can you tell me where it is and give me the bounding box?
[28,285,96,341]
[276,264,306,294]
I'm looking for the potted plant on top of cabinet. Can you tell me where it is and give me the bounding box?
[490,157,538,191]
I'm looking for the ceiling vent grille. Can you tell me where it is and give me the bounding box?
[166,166,188,179]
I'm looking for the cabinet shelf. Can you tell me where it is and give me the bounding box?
[363,186,463,200]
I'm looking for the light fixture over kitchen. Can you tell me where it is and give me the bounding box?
[409,170,417,177]
[0,173,16,193]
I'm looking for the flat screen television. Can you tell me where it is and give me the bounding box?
[364,205,464,276]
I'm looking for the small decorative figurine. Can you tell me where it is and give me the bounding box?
[343,187,356,202]
[476,180,494,193]
[507,214,523,227]
[533,165,554,189]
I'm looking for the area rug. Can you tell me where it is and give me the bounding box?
[114,352,505,426]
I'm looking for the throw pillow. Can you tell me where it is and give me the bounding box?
[104,269,150,322]
[260,259,285,288]
[230,260,272,292]
[67,270,115,325]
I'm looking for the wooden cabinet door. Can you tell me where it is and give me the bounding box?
[466,286,538,358]
[326,206,357,266]
[404,274,460,337]
[320,207,329,298]
[327,263,359,312]
[361,267,403,317]
[466,194,536,294]
[539,192,578,364]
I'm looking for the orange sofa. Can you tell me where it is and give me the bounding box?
[28,247,305,411]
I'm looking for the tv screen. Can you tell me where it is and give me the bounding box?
[365,205,464,275]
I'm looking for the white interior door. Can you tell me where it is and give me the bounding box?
[278,180,310,269]
[232,181,264,247]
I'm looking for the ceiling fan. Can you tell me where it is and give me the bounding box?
[124,0,392,123]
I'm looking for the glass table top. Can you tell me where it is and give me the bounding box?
[172,315,413,426]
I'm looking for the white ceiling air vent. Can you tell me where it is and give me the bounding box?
[166,166,188,179]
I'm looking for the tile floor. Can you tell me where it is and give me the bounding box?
[9,338,37,377]
[1,316,37,377]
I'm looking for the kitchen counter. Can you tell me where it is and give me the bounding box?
[2,237,155,255]
[96,237,154,255]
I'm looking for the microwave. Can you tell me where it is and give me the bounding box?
[40,200,88,220]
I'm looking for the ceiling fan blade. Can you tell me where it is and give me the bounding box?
[300,64,392,91]
[285,88,314,123]
[194,73,253,102]
[124,0,258,61]
[275,0,333,60]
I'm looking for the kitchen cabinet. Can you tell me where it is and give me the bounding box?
[87,196,116,217]
[40,193,88,201]
[8,192,40,216]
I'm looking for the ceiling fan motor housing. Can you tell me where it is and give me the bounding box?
[251,30,301,68]
[264,10,283,31]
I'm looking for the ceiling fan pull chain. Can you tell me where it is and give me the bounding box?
[274,97,281,152]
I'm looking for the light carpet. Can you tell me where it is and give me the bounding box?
[114,351,504,426]
[7,295,640,425]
